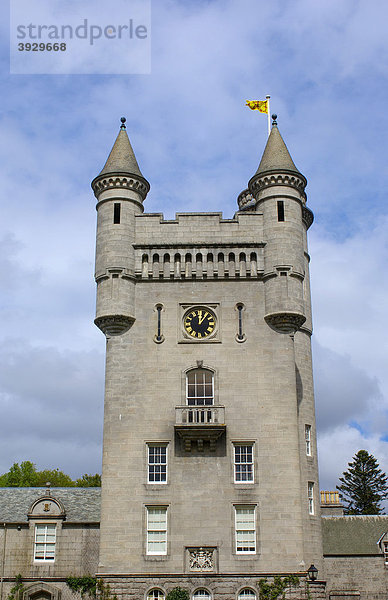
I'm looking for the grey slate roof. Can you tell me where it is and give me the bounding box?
[322,515,388,555]
[98,128,144,178]
[253,123,301,177]
[0,488,101,523]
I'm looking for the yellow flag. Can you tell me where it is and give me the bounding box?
[246,100,268,114]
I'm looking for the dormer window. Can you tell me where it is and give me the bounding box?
[28,493,65,565]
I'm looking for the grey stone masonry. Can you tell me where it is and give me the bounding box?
[97,575,326,600]
[0,488,100,600]
[93,121,323,590]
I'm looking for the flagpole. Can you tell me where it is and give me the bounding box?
[266,95,271,137]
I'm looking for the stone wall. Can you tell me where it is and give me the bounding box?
[0,523,99,581]
[324,556,388,600]
[97,575,326,600]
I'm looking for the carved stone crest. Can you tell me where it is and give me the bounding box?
[189,547,214,571]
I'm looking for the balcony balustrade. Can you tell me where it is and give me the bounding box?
[175,405,226,452]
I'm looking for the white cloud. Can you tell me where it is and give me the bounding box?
[318,426,388,494]
[1,0,388,486]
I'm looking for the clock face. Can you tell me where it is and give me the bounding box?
[184,307,216,339]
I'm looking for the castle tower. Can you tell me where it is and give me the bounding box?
[92,117,323,599]
[92,117,150,336]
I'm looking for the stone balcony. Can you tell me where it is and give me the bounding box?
[175,406,226,452]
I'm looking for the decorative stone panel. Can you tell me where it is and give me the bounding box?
[134,244,264,280]
[186,547,217,572]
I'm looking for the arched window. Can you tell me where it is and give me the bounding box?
[186,369,214,406]
[238,589,256,600]
[193,590,211,600]
[147,589,165,600]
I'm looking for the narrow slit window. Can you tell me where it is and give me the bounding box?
[277,200,285,222]
[113,203,121,224]
[236,304,244,341]
[308,482,314,515]
[154,304,164,343]
[305,425,312,456]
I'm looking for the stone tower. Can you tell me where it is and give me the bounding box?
[92,116,323,599]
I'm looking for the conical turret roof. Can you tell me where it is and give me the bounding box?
[254,120,301,177]
[245,116,307,206]
[92,118,150,202]
[98,123,144,178]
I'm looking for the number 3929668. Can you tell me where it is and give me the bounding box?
[18,42,67,51]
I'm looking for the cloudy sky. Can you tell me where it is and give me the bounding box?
[1,0,388,494]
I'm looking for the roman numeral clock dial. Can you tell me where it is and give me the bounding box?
[184,307,216,339]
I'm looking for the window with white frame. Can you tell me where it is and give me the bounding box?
[186,369,214,405]
[383,541,388,564]
[146,507,167,555]
[305,425,312,456]
[148,445,167,484]
[34,523,56,561]
[235,506,256,553]
[192,590,211,600]
[234,445,254,483]
[147,589,165,600]
[308,482,314,515]
[237,589,257,600]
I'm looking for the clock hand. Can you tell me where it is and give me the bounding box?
[197,311,209,325]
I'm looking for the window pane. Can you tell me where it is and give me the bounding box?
[35,544,45,558]
[238,590,256,600]
[235,507,256,553]
[148,531,166,553]
[234,445,254,483]
[147,508,167,554]
[147,590,165,600]
[148,508,167,527]
[34,524,56,561]
[186,369,214,406]
[148,446,167,483]
[193,590,210,600]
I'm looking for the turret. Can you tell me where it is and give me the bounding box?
[241,115,314,333]
[91,118,150,336]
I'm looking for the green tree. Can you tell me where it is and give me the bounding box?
[36,469,75,487]
[0,462,102,488]
[337,450,388,514]
[75,474,102,487]
[5,461,39,487]
[166,588,190,600]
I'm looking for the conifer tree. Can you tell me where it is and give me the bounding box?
[337,450,388,514]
